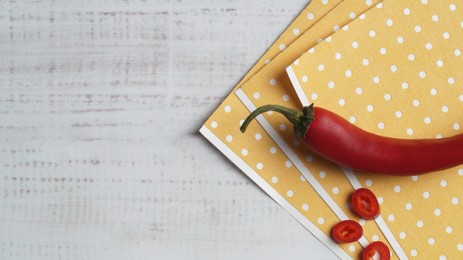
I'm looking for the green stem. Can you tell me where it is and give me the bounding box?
[240,104,314,139]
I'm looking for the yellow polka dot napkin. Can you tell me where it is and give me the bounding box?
[286,0,463,258]
[200,0,417,259]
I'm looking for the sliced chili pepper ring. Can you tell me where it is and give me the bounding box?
[351,188,380,220]
[362,241,391,260]
[331,220,363,244]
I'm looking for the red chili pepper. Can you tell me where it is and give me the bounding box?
[331,220,363,244]
[351,188,380,220]
[240,104,463,176]
[362,241,391,260]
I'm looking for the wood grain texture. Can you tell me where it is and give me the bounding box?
[0,0,335,259]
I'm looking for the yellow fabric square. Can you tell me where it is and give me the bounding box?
[287,0,463,258]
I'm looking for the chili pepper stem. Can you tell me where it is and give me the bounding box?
[240,104,315,139]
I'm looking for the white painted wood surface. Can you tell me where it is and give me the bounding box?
[0,0,335,259]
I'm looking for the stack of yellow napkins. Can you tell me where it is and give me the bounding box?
[200,0,463,259]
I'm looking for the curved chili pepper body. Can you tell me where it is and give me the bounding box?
[240,104,463,176]
[306,107,463,176]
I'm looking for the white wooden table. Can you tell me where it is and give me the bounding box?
[0,0,335,259]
